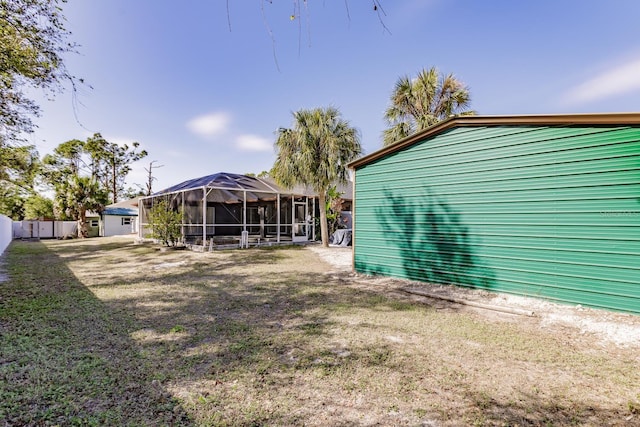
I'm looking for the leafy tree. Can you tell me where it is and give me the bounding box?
[44,136,145,235]
[23,194,54,219]
[42,139,88,222]
[42,139,85,183]
[56,176,108,238]
[0,186,25,219]
[85,133,147,203]
[383,66,474,146]
[121,186,146,200]
[0,144,41,219]
[0,144,40,190]
[272,107,361,247]
[147,198,182,247]
[0,0,77,141]
[245,170,270,179]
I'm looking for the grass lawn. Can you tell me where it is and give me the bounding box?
[1,237,638,426]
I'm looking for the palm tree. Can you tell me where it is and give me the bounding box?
[383,66,474,146]
[57,176,108,238]
[272,107,362,247]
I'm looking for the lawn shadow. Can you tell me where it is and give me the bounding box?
[0,241,193,425]
[102,260,402,375]
[10,239,635,426]
[462,388,633,426]
[61,242,439,424]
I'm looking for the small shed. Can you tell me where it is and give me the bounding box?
[349,113,640,314]
[138,172,317,247]
[101,198,139,237]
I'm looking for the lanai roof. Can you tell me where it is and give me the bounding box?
[155,172,281,195]
[153,171,354,201]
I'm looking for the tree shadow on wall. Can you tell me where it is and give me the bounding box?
[376,189,496,289]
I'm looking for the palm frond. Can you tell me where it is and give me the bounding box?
[382,66,474,144]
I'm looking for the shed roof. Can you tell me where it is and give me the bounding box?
[103,207,138,216]
[102,197,139,216]
[349,112,640,169]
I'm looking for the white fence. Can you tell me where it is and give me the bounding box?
[12,221,77,239]
[0,214,12,255]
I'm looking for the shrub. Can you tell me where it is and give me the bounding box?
[147,199,182,246]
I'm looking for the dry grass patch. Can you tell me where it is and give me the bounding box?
[1,237,639,426]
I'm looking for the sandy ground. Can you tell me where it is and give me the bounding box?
[306,245,640,349]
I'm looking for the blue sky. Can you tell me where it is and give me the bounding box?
[26,0,640,195]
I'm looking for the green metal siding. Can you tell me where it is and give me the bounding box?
[354,126,640,313]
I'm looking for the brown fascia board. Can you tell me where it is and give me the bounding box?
[348,112,640,169]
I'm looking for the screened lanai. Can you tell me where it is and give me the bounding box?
[138,172,316,248]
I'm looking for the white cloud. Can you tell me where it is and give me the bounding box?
[236,134,272,152]
[563,58,640,105]
[186,112,231,138]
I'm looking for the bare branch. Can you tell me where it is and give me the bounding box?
[304,0,311,48]
[144,160,164,196]
[373,0,391,35]
[69,76,95,134]
[344,0,351,27]
[260,0,281,72]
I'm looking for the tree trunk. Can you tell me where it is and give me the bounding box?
[77,209,88,238]
[111,159,117,204]
[318,191,329,247]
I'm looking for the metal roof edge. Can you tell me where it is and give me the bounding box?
[103,207,138,216]
[348,112,640,169]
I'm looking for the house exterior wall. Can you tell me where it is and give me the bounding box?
[102,215,136,237]
[353,125,640,313]
[85,217,100,238]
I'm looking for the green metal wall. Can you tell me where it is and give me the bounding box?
[354,126,640,313]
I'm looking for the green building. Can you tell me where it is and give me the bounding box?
[349,114,640,314]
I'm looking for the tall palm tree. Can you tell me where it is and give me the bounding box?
[383,66,474,146]
[57,175,108,238]
[272,107,362,247]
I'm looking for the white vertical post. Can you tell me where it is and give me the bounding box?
[138,198,143,239]
[241,230,249,248]
[291,195,295,240]
[277,195,281,243]
[312,196,316,241]
[243,190,247,232]
[179,192,183,242]
[202,186,206,246]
